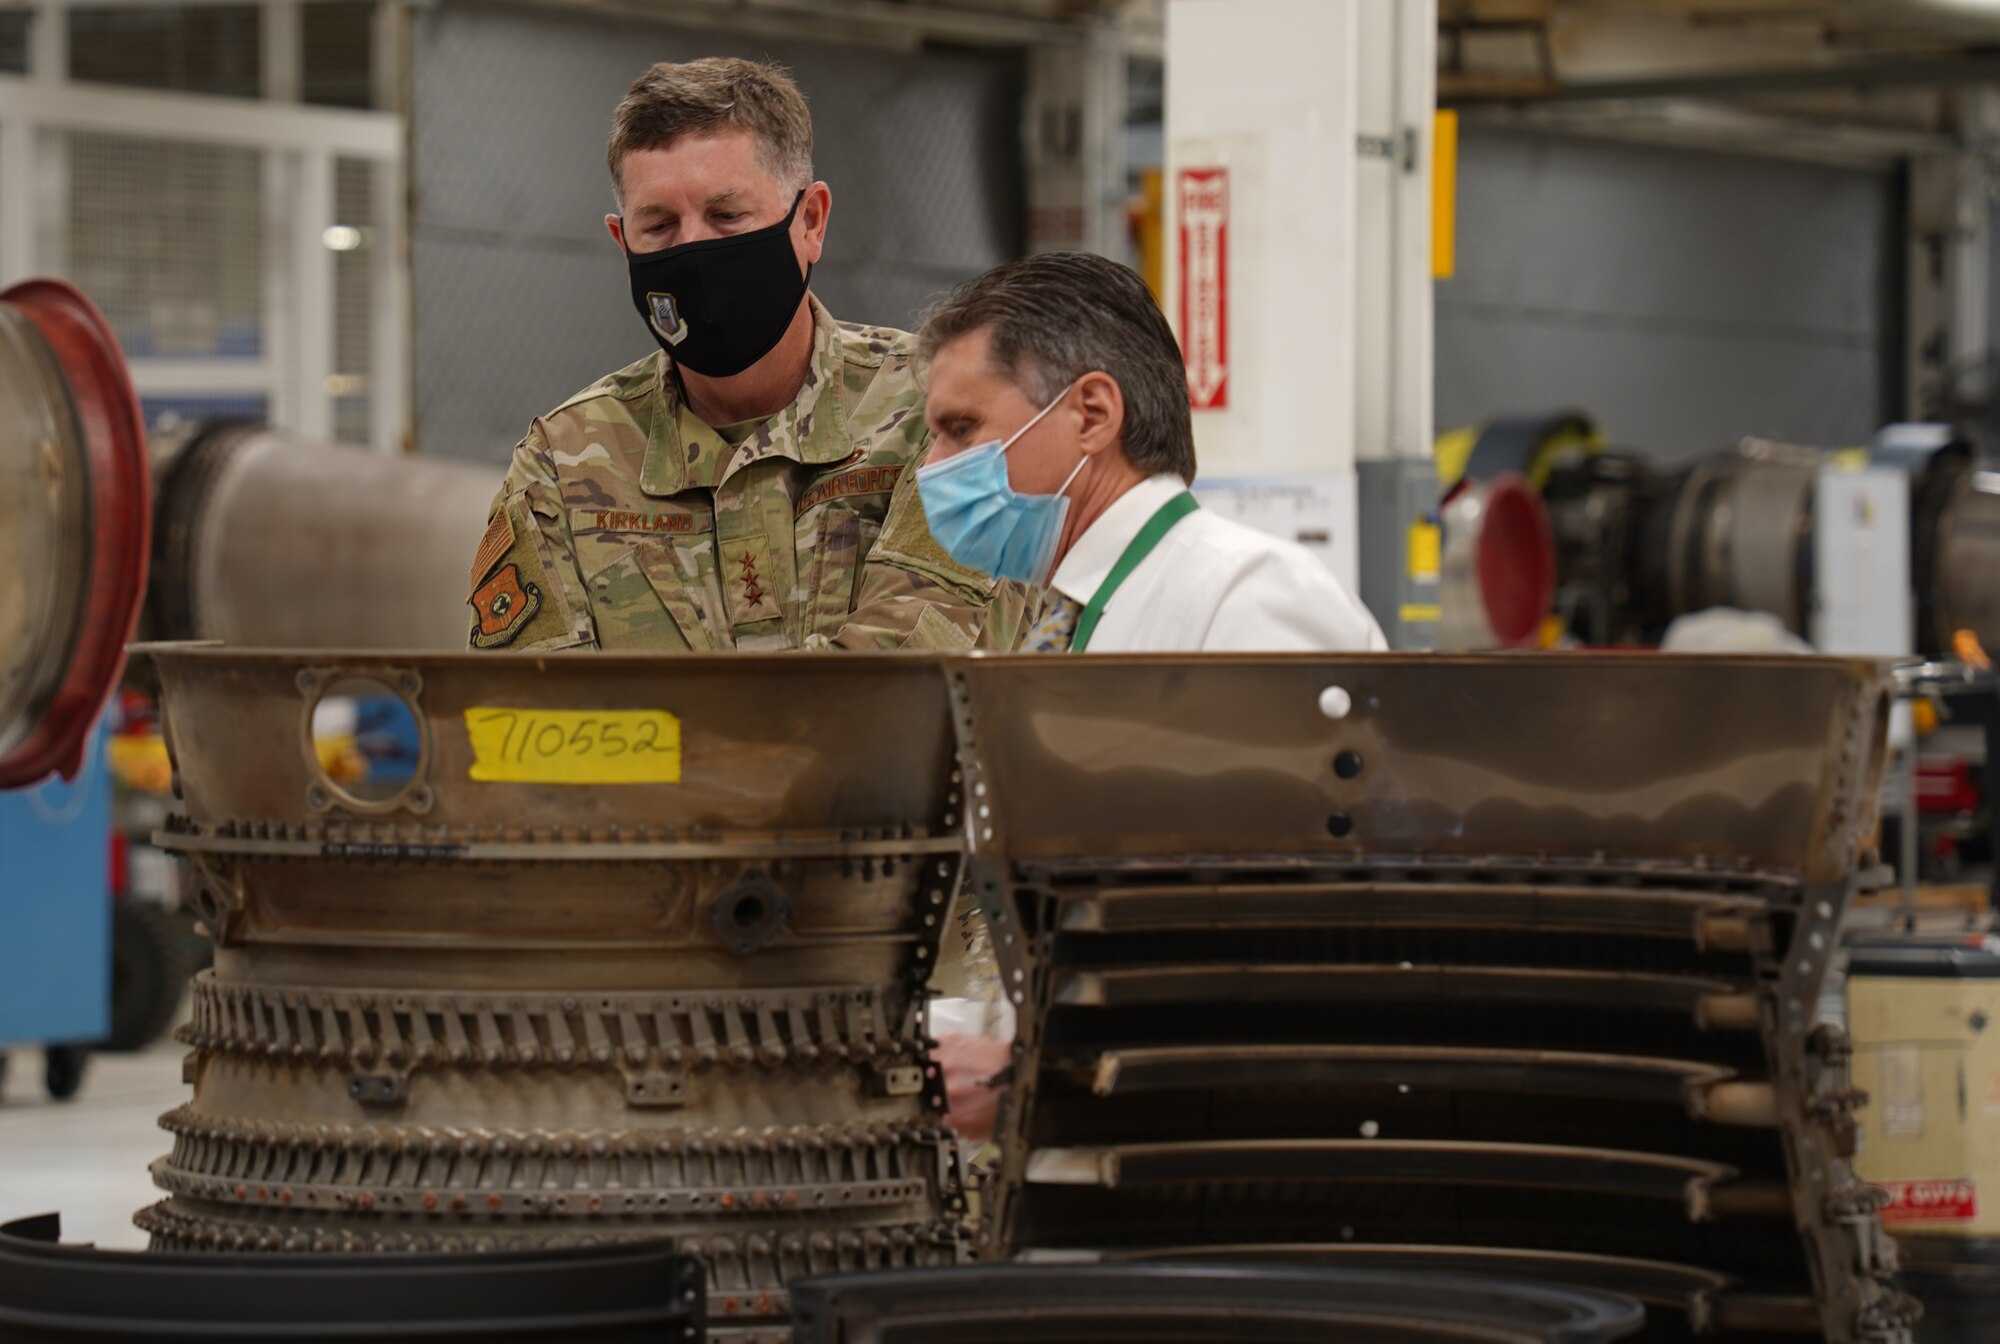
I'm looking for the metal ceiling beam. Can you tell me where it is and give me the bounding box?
[1444,49,2000,103]
[1465,99,1954,168]
[475,0,1100,48]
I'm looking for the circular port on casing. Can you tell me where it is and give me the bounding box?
[304,675,428,812]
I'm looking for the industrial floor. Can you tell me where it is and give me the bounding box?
[0,1038,184,1249]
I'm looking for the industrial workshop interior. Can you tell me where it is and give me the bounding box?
[9,0,2000,1339]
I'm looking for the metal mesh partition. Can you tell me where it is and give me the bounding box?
[67,3,262,98]
[303,0,378,109]
[0,11,27,74]
[44,130,266,364]
[333,155,378,444]
[1,1,404,450]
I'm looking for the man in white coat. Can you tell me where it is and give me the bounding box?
[916,251,1384,1138]
[914,250,1385,655]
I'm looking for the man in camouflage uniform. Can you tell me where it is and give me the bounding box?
[467,57,1028,653]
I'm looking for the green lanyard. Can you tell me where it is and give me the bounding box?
[1070,490,1200,652]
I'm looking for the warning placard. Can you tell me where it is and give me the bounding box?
[1874,1177,1978,1225]
[1177,167,1229,410]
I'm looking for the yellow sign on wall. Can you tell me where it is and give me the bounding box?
[1407,521,1442,581]
[464,708,682,784]
[1433,109,1458,281]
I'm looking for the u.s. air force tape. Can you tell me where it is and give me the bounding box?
[795,464,902,516]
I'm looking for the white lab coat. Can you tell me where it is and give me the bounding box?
[1048,472,1387,652]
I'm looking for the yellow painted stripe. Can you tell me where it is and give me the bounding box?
[1432,110,1458,281]
[1400,604,1443,624]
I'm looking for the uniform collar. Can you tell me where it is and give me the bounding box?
[639,296,851,496]
[1048,472,1190,605]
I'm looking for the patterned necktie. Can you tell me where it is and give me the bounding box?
[1021,591,1083,653]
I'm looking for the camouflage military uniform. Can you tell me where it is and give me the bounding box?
[468,300,1029,653]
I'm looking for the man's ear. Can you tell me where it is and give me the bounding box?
[797,182,833,266]
[606,213,628,250]
[1073,370,1126,458]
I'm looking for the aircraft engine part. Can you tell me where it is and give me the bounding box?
[1542,437,2000,657]
[1540,447,1819,650]
[0,1212,704,1342]
[1438,473,1556,650]
[0,279,148,787]
[147,422,498,650]
[136,646,972,1344]
[787,1263,1645,1343]
[1660,448,1817,635]
[946,653,1915,1343]
[1925,457,2000,663]
[1539,445,1824,649]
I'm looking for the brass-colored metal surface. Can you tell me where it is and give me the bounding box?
[138,646,971,1343]
[1023,1139,1743,1207]
[949,654,1886,876]
[1076,1044,1739,1106]
[947,653,1913,1343]
[1053,964,1742,1013]
[135,647,1915,1339]
[1050,874,1769,939]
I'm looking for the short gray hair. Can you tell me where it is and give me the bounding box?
[918,252,1196,483]
[608,58,813,205]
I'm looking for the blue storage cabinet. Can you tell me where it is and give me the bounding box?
[0,732,110,1048]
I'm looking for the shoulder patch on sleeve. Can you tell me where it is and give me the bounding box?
[870,466,997,603]
[464,494,589,652]
[470,508,516,594]
[468,563,541,648]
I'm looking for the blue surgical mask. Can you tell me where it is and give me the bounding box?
[916,383,1089,585]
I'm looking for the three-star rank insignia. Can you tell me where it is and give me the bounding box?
[469,563,542,648]
[717,536,781,626]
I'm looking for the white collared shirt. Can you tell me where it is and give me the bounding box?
[1048,473,1388,653]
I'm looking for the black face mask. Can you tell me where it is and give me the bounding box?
[622,190,811,379]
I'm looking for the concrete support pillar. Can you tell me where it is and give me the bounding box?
[1907,88,1999,420]
[1024,21,1129,262]
[1163,0,1436,599]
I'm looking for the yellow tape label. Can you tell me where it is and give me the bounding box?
[1407,522,1441,581]
[464,708,681,784]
